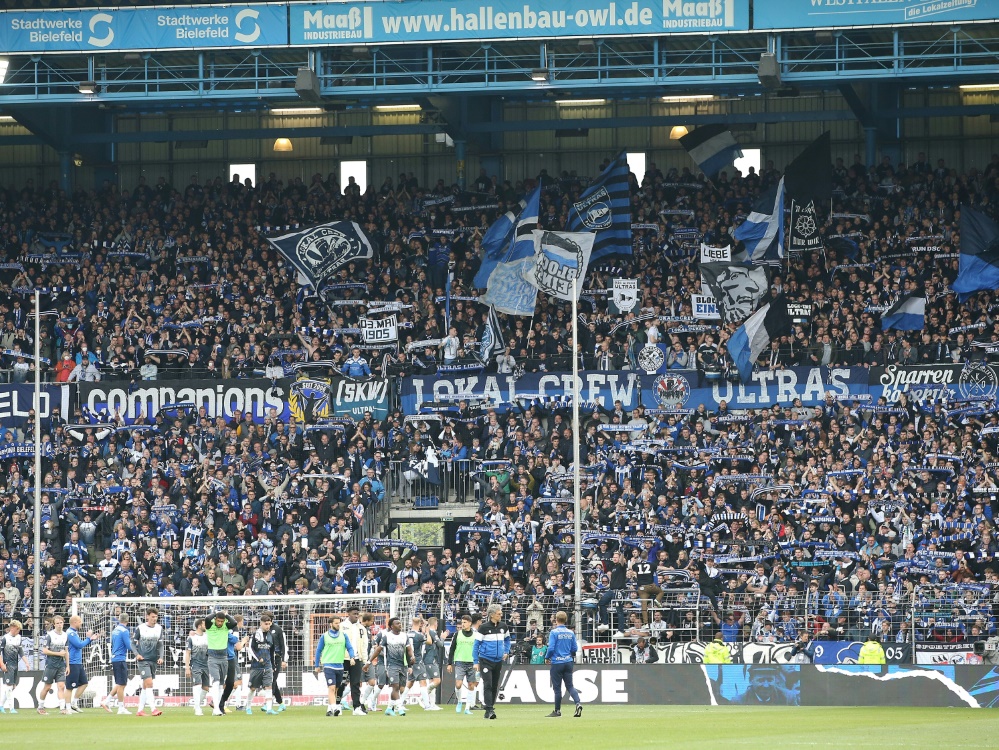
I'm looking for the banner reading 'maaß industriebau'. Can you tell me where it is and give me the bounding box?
[0,4,287,54]
[290,0,748,46]
[754,0,997,30]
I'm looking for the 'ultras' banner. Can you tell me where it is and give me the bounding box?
[401,367,869,413]
[79,377,387,424]
[0,5,287,54]
[0,383,69,427]
[439,664,999,707]
[291,0,748,47]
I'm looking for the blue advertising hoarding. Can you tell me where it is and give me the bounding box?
[754,0,997,30]
[401,366,869,414]
[290,0,749,46]
[0,383,70,428]
[0,4,288,54]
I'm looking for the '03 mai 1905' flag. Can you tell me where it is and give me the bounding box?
[266,221,374,289]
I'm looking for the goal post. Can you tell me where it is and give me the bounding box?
[69,592,427,707]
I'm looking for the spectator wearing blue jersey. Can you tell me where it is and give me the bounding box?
[100,614,133,714]
[544,611,582,719]
[341,347,372,378]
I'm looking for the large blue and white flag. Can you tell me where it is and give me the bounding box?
[266,221,374,289]
[679,125,742,181]
[474,194,528,288]
[953,206,999,302]
[881,292,925,331]
[566,152,632,261]
[734,177,785,263]
[480,186,541,315]
[526,230,596,302]
[728,294,792,382]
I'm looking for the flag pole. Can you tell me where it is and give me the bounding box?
[572,284,583,653]
[32,289,41,660]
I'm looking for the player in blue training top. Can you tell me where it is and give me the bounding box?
[100,614,134,714]
[544,611,582,718]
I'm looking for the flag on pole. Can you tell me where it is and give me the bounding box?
[733,177,785,262]
[727,295,792,382]
[953,206,999,302]
[266,221,374,289]
[525,230,595,301]
[474,194,529,288]
[784,131,832,208]
[679,125,743,181]
[480,304,503,362]
[566,152,632,261]
[881,292,925,331]
[479,186,541,315]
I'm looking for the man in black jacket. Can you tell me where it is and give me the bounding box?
[268,616,289,712]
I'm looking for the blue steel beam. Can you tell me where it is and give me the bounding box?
[30,103,999,147]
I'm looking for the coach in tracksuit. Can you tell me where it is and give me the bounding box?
[545,611,582,718]
[268,618,289,712]
[472,604,510,720]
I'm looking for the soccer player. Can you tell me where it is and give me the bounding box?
[313,614,356,717]
[339,606,369,715]
[360,614,384,712]
[66,615,100,714]
[403,616,427,710]
[420,616,443,710]
[101,614,133,714]
[268,615,289,713]
[37,615,69,715]
[446,613,478,716]
[545,611,582,718]
[134,607,164,717]
[206,611,236,717]
[220,614,247,713]
[369,617,414,717]
[0,619,24,714]
[185,618,211,716]
[246,613,279,715]
[473,603,511,720]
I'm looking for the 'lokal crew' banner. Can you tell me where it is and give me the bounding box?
[402,367,869,413]
[78,377,388,424]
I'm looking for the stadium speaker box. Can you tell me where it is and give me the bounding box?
[295,68,322,102]
[758,53,781,90]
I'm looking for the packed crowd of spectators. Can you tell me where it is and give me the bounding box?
[0,147,997,654]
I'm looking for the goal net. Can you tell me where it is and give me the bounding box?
[69,592,425,707]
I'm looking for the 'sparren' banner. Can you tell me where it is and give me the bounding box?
[0,5,287,54]
[754,0,997,30]
[401,366,868,414]
[291,0,748,47]
[79,377,387,424]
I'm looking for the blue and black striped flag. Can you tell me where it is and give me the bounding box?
[953,206,999,302]
[566,152,632,262]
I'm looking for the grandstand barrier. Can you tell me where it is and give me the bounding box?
[443,665,999,707]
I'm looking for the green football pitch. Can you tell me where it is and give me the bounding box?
[3,705,998,749]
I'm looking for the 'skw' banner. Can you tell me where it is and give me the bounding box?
[79,377,388,424]
[0,4,287,53]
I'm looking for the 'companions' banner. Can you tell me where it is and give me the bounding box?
[402,367,868,413]
[79,377,387,424]
[0,4,287,54]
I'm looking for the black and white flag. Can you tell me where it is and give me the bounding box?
[699,262,769,325]
[788,199,822,252]
[266,221,374,289]
[526,230,595,301]
[610,278,639,313]
[360,315,398,344]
